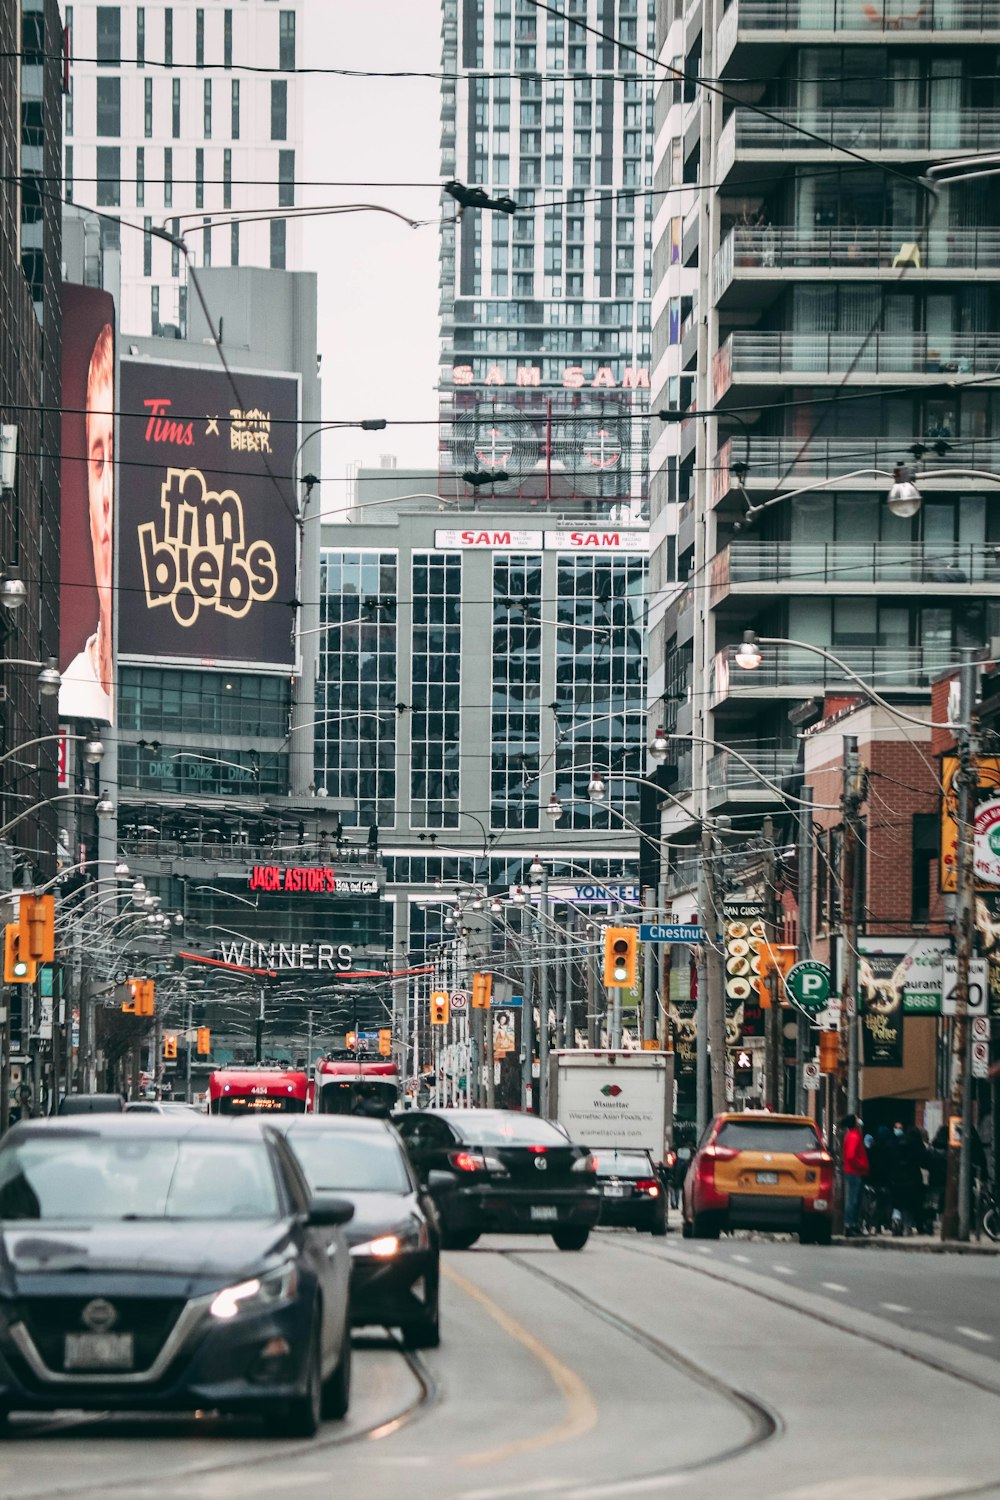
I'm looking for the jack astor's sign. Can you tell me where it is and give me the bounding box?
[248,866,380,896]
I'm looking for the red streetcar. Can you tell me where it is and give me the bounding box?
[314,1056,400,1115]
[208,1066,309,1115]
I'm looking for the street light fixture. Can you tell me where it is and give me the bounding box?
[529,855,545,883]
[36,658,61,697]
[587,773,607,802]
[545,793,563,822]
[648,726,670,763]
[114,861,130,878]
[735,631,763,671]
[95,795,115,820]
[82,738,105,765]
[0,573,26,612]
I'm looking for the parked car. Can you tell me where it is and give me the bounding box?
[0,1114,354,1434]
[682,1112,834,1243]
[394,1108,600,1251]
[593,1147,668,1235]
[57,1094,125,1116]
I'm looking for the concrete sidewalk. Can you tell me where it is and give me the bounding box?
[835,1231,1000,1254]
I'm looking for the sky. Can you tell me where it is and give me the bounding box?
[302,2,443,513]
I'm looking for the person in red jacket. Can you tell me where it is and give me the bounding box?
[841,1113,870,1236]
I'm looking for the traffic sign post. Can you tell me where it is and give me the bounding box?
[972,1040,990,1079]
[784,960,832,1018]
[450,991,469,1013]
[803,1060,821,1092]
[639,923,706,943]
[941,958,988,1016]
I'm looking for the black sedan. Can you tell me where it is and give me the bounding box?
[395,1109,600,1251]
[593,1148,669,1235]
[271,1116,441,1350]
[0,1115,354,1437]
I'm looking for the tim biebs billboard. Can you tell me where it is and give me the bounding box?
[118,360,298,669]
[60,283,117,725]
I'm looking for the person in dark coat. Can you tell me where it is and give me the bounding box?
[868,1125,897,1233]
[892,1127,930,1234]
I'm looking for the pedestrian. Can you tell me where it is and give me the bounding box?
[891,1126,930,1235]
[869,1125,896,1233]
[840,1113,869,1236]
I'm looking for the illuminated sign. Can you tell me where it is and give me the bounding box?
[434,529,543,550]
[451,365,650,390]
[217,940,354,971]
[248,866,380,895]
[544,531,649,552]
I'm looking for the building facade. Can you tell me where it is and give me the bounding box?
[439,0,655,507]
[0,0,63,886]
[65,0,304,337]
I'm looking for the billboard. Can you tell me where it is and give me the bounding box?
[59,284,117,724]
[118,360,298,669]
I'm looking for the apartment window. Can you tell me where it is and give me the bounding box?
[203,78,212,137]
[163,146,173,207]
[279,10,295,69]
[95,146,120,205]
[270,79,287,140]
[143,215,152,275]
[151,286,160,334]
[144,77,153,136]
[195,147,204,207]
[95,6,120,64]
[96,76,120,135]
[65,4,72,56]
[231,219,240,265]
[172,78,180,137]
[223,148,232,208]
[101,217,120,252]
[65,144,73,202]
[136,7,144,66]
[178,286,187,337]
[65,80,73,135]
[196,9,204,66]
[171,218,180,277]
[278,148,294,206]
[202,217,212,267]
[136,145,145,205]
[270,217,285,269]
[224,9,232,67]
[164,7,173,65]
[231,79,240,138]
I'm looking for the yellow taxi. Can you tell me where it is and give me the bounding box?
[682,1112,833,1244]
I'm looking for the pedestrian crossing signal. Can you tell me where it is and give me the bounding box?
[430,991,450,1025]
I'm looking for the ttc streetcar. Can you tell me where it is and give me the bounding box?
[208,1066,309,1115]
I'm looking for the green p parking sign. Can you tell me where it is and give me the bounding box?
[785,960,832,1018]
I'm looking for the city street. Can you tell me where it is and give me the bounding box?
[3,1230,1000,1500]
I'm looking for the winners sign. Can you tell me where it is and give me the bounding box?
[119,361,298,669]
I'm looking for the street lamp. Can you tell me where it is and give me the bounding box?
[36,658,61,697]
[735,631,763,671]
[648,726,670,763]
[95,794,115,820]
[587,773,607,802]
[529,855,545,883]
[0,573,26,612]
[545,793,563,822]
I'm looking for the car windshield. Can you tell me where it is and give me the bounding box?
[592,1150,652,1177]
[715,1120,820,1153]
[0,1136,281,1221]
[288,1131,410,1193]
[459,1116,573,1147]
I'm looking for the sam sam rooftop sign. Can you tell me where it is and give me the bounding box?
[434,530,649,552]
[248,866,380,896]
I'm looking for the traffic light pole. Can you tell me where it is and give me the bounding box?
[521,903,534,1111]
[185,991,193,1104]
[537,867,551,1116]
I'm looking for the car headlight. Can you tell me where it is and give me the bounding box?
[209,1261,299,1319]
[350,1221,427,1258]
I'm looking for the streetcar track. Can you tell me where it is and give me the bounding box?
[3,1334,437,1500]
[494,1248,781,1495]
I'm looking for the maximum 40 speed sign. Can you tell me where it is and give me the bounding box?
[941,958,988,1017]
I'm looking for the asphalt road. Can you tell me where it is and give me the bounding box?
[3,1229,1000,1500]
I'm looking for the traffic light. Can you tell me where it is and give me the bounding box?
[345,1030,357,1051]
[3,924,36,984]
[123,981,138,1014]
[472,972,493,1009]
[603,927,638,988]
[19,894,54,962]
[818,1031,839,1074]
[378,1028,392,1057]
[138,979,155,1016]
[430,991,450,1025]
[163,1034,178,1060]
[196,1027,211,1055]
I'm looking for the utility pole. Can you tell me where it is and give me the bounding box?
[255,986,265,1064]
[537,866,551,1116]
[563,915,575,1047]
[943,647,979,1242]
[697,821,727,1133]
[520,903,534,1111]
[587,928,599,1047]
[643,884,657,1047]
[763,816,782,1111]
[840,735,865,1118]
[796,786,814,1116]
[185,989,193,1104]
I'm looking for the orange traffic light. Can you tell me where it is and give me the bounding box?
[19,894,54,963]
[138,979,155,1016]
[472,972,493,1009]
[163,1034,178,1060]
[4,925,36,985]
[603,927,638,988]
[378,1028,392,1057]
[818,1031,840,1074]
[196,1027,211,1055]
[430,991,450,1025]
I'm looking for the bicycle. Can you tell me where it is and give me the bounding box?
[979,1181,1000,1242]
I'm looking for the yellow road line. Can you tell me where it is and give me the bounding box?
[442,1259,598,1469]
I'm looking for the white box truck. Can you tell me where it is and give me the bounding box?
[548,1050,674,1162]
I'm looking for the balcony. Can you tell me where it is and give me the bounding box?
[717,0,1000,72]
[712,226,1000,304]
[712,641,954,704]
[711,541,1000,601]
[707,745,801,806]
[712,437,1000,501]
[717,108,1000,182]
[715,330,1000,398]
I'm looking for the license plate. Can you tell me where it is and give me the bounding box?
[530,1205,558,1221]
[64,1332,134,1371]
[756,1171,779,1185]
[603,1185,626,1198]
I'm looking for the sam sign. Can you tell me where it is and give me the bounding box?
[118,360,298,670]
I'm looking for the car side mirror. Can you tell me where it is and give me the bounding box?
[426,1169,457,1195]
[308,1194,355,1228]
